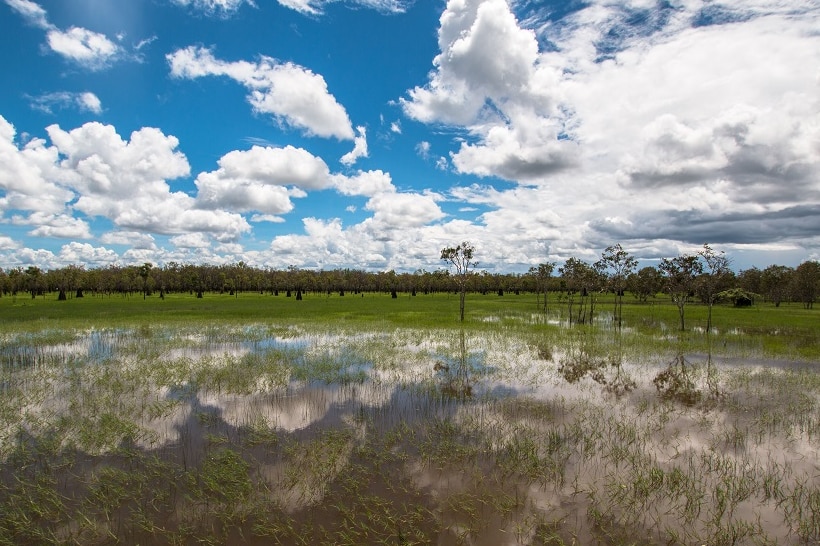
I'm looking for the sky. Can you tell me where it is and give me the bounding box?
[1,0,819,274]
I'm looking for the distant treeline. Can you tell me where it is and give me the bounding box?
[1,257,818,309]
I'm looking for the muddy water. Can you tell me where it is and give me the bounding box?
[0,325,818,544]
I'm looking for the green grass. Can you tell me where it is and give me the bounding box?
[2,290,818,362]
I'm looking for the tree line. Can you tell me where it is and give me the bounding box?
[1,244,818,322]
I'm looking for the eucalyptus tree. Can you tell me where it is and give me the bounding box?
[528,262,555,313]
[441,241,476,321]
[761,264,793,307]
[627,266,663,302]
[793,260,820,309]
[25,266,44,299]
[697,243,732,333]
[659,253,703,331]
[599,244,637,328]
[138,263,153,299]
[559,257,602,325]
[736,266,762,296]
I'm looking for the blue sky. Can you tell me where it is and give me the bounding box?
[1,0,818,273]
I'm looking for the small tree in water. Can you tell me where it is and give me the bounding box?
[697,243,732,333]
[659,253,703,331]
[599,244,637,329]
[441,241,476,322]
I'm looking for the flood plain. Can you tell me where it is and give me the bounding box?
[1,321,819,545]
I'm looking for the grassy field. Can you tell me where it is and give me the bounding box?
[1,290,818,545]
[2,290,817,359]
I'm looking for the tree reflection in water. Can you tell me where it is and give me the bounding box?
[435,329,473,400]
[558,331,636,397]
[653,336,723,405]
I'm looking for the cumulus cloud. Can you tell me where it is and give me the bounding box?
[365,191,444,229]
[17,212,92,239]
[46,27,120,69]
[331,169,394,197]
[100,231,157,250]
[1,116,251,243]
[57,242,119,266]
[167,46,354,140]
[195,145,331,214]
[394,0,820,266]
[402,0,573,181]
[340,126,368,165]
[29,91,103,115]
[0,235,20,251]
[0,115,73,215]
[170,232,212,249]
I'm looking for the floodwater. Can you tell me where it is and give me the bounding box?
[1,324,818,545]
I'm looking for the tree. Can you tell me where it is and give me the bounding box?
[599,244,637,329]
[736,267,762,296]
[528,262,555,314]
[25,266,43,299]
[559,258,602,325]
[760,265,793,307]
[697,244,732,333]
[441,241,476,322]
[793,260,820,309]
[628,266,663,303]
[659,254,703,331]
[138,263,153,299]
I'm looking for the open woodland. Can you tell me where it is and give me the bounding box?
[1,252,819,545]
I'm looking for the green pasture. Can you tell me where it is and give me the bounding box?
[1,290,817,360]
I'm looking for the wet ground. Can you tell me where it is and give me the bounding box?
[1,324,818,544]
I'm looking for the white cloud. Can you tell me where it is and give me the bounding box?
[1,118,251,242]
[46,27,120,70]
[171,0,255,15]
[390,120,402,134]
[0,235,20,250]
[167,46,354,140]
[331,169,394,197]
[170,233,211,249]
[195,145,331,214]
[395,0,820,267]
[4,0,49,29]
[365,191,444,228]
[340,126,368,165]
[78,92,103,114]
[250,213,286,223]
[0,116,73,215]
[19,212,93,239]
[57,242,119,266]
[100,231,157,250]
[28,91,102,114]
[415,141,431,159]
[402,0,571,181]
[5,0,123,70]
[275,0,411,15]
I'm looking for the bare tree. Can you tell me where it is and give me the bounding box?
[659,253,703,331]
[441,241,476,322]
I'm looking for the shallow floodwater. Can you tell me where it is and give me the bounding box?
[1,324,818,545]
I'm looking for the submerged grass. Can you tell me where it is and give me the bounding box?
[0,293,818,544]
